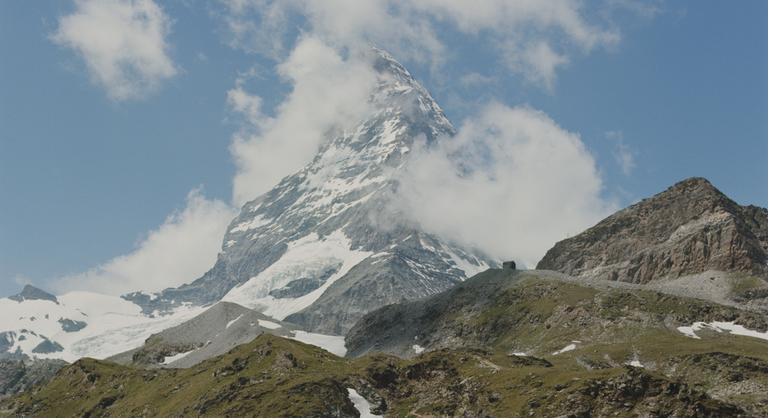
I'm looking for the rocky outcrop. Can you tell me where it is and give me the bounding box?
[0,357,66,399]
[108,302,295,368]
[8,285,58,304]
[527,366,745,417]
[537,177,768,284]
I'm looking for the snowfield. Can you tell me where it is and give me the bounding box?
[677,321,768,341]
[0,292,204,362]
[222,230,372,320]
[288,330,347,357]
[347,388,382,418]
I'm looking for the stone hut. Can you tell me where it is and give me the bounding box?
[502,261,516,270]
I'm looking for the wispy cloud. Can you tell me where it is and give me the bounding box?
[54,190,236,295]
[217,0,620,89]
[52,0,177,100]
[459,72,497,88]
[606,130,637,175]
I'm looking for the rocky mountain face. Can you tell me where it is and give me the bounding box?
[0,357,66,400]
[124,50,492,335]
[537,177,768,284]
[8,285,58,304]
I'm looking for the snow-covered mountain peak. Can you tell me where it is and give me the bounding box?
[124,50,494,334]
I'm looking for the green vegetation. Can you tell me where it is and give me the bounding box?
[3,275,767,417]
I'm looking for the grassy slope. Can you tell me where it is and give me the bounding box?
[3,275,768,417]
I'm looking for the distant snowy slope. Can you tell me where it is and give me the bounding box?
[0,286,202,362]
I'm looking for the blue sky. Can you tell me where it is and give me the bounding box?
[1,0,766,296]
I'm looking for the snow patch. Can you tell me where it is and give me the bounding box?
[288,330,346,357]
[552,341,580,355]
[162,350,193,365]
[412,344,424,354]
[230,215,270,233]
[677,321,768,341]
[226,314,243,329]
[347,388,382,418]
[443,245,489,279]
[257,319,281,330]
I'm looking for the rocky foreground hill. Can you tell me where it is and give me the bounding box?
[0,331,754,417]
[537,177,768,285]
[344,269,768,416]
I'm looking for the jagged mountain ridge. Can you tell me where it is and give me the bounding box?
[125,50,493,334]
[537,177,768,284]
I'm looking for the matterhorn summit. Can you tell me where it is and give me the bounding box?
[125,50,494,334]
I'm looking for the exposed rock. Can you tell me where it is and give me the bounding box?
[506,354,552,368]
[0,357,67,399]
[268,263,340,299]
[663,352,768,416]
[31,340,63,354]
[8,285,58,304]
[528,366,745,417]
[537,177,768,284]
[57,318,87,333]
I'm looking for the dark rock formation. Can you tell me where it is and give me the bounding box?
[31,340,63,354]
[58,318,87,333]
[0,357,66,399]
[8,285,58,304]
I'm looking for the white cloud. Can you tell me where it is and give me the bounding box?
[218,0,618,88]
[459,72,497,88]
[52,0,177,100]
[53,190,236,295]
[504,41,570,90]
[394,103,616,267]
[228,36,378,205]
[606,130,637,175]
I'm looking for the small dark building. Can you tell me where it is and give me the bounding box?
[502,261,516,270]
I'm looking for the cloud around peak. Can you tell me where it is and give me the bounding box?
[219,0,619,89]
[227,37,379,205]
[394,102,616,266]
